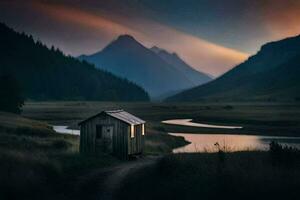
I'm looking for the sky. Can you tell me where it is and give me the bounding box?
[0,0,300,76]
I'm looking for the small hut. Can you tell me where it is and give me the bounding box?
[78,110,146,159]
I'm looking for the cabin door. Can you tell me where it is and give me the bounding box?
[102,125,113,153]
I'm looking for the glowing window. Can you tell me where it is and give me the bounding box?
[142,124,145,135]
[131,125,135,138]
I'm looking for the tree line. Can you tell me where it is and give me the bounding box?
[0,22,149,114]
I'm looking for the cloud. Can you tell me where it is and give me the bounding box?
[261,1,300,40]
[31,2,142,50]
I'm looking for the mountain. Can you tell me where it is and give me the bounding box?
[150,46,212,85]
[79,35,212,98]
[0,23,149,101]
[166,35,300,102]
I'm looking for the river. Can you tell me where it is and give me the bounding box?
[52,119,300,153]
[52,126,80,135]
[163,119,300,153]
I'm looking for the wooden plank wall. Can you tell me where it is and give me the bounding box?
[128,124,145,155]
[80,114,145,159]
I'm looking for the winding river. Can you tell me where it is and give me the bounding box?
[52,119,300,153]
[163,119,300,153]
[162,119,243,129]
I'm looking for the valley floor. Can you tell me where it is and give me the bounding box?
[22,101,300,136]
[1,101,300,200]
[0,103,186,200]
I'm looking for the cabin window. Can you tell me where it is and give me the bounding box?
[131,125,135,138]
[96,125,102,139]
[142,124,145,135]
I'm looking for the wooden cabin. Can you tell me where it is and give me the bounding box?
[78,110,146,159]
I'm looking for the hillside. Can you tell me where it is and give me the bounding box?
[0,23,149,101]
[166,35,300,102]
[0,111,54,135]
[79,35,211,98]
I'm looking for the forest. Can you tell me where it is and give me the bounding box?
[0,23,149,102]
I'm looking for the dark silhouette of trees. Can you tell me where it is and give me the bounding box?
[0,74,24,113]
[0,22,150,101]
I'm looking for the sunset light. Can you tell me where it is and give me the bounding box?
[1,1,300,200]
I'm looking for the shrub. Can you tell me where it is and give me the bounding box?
[269,141,300,165]
[269,141,299,154]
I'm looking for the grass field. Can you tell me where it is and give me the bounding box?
[0,112,121,200]
[118,150,300,200]
[0,102,189,199]
[2,101,300,199]
[23,101,300,136]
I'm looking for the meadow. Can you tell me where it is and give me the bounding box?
[118,149,300,200]
[0,101,190,200]
[23,101,300,136]
[0,111,121,200]
[1,101,300,200]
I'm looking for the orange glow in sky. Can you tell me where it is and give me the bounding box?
[34,2,249,76]
[1,0,300,76]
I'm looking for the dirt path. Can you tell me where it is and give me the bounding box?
[74,156,160,200]
[99,156,160,200]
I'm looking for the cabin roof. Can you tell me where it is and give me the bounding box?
[78,110,145,126]
[105,110,145,125]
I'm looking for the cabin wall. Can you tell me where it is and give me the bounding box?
[128,124,145,155]
[80,114,145,159]
[80,114,130,159]
[80,121,96,154]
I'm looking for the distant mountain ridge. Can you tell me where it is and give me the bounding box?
[150,46,212,85]
[79,35,212,99]
[166,34,300,102]
[0,23,149,101]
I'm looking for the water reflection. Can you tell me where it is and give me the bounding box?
[170,133,300,153]
[52,126,80,135]
[162,119,242,129]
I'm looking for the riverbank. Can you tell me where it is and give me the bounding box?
[170,133,300,153]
